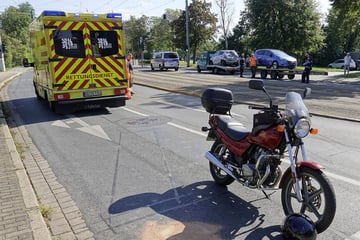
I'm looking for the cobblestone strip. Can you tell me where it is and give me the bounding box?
[1,84,94,239]
[1,108,47,240]
[9,120,95,240]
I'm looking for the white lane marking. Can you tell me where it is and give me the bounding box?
[51,115,111,141]
[77,125,111,141]
[67,115,111,141]
[326,171,360,187]
[167,122,207,137]
[122,106,360,187]
[122,107,206,137]
[123,107,149,116]
[345,231,360,240]
[52,120,70,128]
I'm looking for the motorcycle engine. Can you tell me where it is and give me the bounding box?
[242,147,282,187]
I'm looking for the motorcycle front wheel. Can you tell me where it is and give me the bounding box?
[209,141,235,186]
[281,166,336,233]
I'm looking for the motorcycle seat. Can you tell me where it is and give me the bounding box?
[216,115,249,141]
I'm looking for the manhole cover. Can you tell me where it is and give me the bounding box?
[126,116,170,126]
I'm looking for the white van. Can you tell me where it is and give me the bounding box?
[150,51,179,71]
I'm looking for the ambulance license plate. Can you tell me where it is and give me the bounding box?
[83,91,102,97]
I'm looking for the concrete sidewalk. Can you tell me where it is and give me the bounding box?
[0,68,94,240]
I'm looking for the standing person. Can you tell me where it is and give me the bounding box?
[245,54,250,67]
[249,53,257,78]
[301,53,312,83]
[239,53,245,77]
[344,52,352,75]
[126,53,134,95]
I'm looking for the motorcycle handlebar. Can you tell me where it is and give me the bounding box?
[248,105,268,111]
[248,105,278,112]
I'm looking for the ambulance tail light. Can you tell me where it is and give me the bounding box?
[54,93,70,101]
[114,88,126,95]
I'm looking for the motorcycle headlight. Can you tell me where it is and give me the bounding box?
[294,118,310,138]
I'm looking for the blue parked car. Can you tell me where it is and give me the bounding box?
[254,49,297,69]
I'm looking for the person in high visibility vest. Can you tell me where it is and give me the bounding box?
[249,53,257,78]
[126,53,134,97]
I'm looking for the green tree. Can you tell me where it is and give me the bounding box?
[0,2,34,67]
[172,0,217,63]
[328,0,360,52]
[1,3,34,45]
[244,0,324,57]
[148,9,182,53]
[124,15,150,59]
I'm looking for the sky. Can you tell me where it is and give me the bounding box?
[1,0,331,22]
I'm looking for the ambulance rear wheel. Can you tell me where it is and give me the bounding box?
[45,92,55,112]
[33,83,41,100]
[48,101,56,112]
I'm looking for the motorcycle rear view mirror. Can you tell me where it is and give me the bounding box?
[249,80,264,90]
[249,79,274,107]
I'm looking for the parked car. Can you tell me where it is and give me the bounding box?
[209,50,239,66]
[349,52,360,70]
[150,51,179,71]
[328,58,356,70]
[254,49,297,69]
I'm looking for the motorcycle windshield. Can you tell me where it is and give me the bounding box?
[284,92,310,124]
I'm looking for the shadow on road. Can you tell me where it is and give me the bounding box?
[108,181,284,239]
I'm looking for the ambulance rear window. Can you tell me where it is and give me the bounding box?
[90,31,119,57]
[53,30,85,58]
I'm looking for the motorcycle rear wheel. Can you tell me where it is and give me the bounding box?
[281,167,336,233]
[209,141,235,186]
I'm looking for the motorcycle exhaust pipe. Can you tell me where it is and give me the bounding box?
[205,151,239,181]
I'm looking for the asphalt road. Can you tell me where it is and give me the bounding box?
[133,68,360,122]
[3,69,360,240]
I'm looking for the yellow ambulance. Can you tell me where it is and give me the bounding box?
[29,10,130,113]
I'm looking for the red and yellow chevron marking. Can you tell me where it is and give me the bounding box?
[46,20,126,91]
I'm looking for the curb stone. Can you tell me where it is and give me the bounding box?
[0,69,94,240]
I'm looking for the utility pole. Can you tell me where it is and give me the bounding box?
[185,0,190,67]
[0,35,6,72]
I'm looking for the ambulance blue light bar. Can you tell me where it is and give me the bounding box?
[107,13,122,19]
[42,10,66,16]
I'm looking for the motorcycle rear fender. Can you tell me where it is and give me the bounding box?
[279,161,324,188]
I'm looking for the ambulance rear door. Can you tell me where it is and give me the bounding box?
[45,15,127,100]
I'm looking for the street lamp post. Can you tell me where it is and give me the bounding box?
[185,0,190,67]
[0,35,6,72]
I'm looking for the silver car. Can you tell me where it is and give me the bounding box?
[150,51,179,71]
[328,58,356,70]
[209,50,239,66]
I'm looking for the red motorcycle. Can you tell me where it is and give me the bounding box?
[201,79,336,233]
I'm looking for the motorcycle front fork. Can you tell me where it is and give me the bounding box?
[284,130,306,202]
